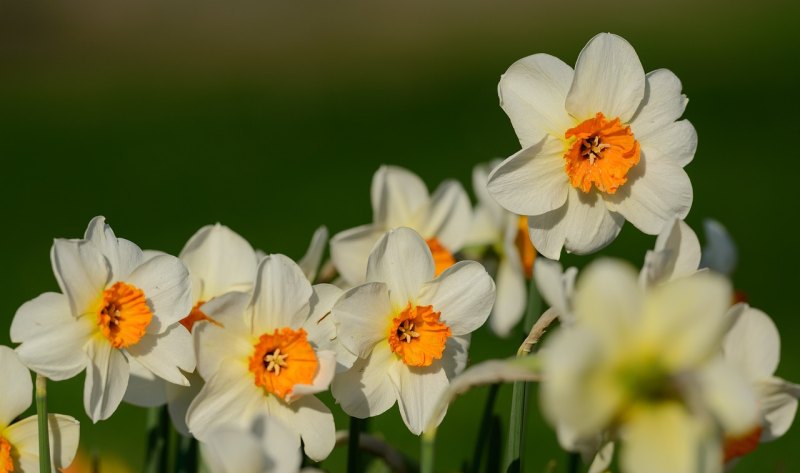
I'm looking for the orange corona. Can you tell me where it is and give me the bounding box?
[388,304,451,367]
[249,328,318,400]
[514,216,536,279]
[179,301,223,332]
[0,436,13,473]
[97,282,153,348]
[564,112,640,194]
[426,238,456,276]
[723,425,762,463]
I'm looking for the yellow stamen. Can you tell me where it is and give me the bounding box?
[97,282,153,348]
[249,328,318,400]
[388,304,451,367]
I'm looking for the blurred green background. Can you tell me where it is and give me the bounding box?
[1,0,798,471]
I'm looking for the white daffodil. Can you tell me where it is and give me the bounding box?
[541,259,758,473]
[11,216,194,422]
[125,223,258,435]
[464,160,536,337]
[0,346,80,472]
[199,415,301,473]
[488,33,696,259]
[330,165,472,286]
[721,305,800,463]
[331,227,495,435]
[186,254,349,461]
[639,218,701,288]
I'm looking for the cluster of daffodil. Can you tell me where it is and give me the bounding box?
[3,32,798,473]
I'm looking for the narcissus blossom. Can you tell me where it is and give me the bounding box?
[488,33,696,259]
[126,223,258,435]
[721,306,800,463]
[11,217,195,422]
[199,416,301,473]
[464,160,537,337]
[541,260,757,473]
[186,254,349,461]
[331,227,495,434]
[0,346,80,472]
[330,165,472,286]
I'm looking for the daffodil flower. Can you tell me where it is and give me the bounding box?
[125,223,258,435]
[464,160,536,337]
[331,227,495,434]
[11,217,195,422]
[199,415,301,473]
[330,165,472,286]
[721,305,800,464]
[488,33,696,259]
[0,346,79,472]
[186,254,349,461]
[540,260,757,473]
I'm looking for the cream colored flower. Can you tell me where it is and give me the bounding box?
[330,165,472,286]
[488,33,696,259]
[541,260,757,473]
[186,254,349,461]
[0,346,80,472]
[465,160,536,337]
[11,217,194,422]
[331,227,495,434]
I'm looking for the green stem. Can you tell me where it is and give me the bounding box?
[144,406,170,473]
[35,374,51,473]
[470,383,501,473]
[347,416,362,473]
[421,429,436,473]
[175,435,198,473]
[566,452,581,473]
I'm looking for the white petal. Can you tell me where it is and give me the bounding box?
[619,403,721,473]
[84,338,129,422]
[50,238,108,317]
[0,346,32,427]
[194,299,253,381]
[14,314,93,381]
[200,427,270,473]
[126,254,192,333]
[758,378,800,441]
[530,188,624,260]
[370,165,429,229]
[123,357,168,408]
[418,180,472,251]
[266,394,335,462]
[498,53,575,148]
[629,69,689,139]
[606,155,693,235]
[463,203,502,248]
[566,33,645,123]
[534,257,577,323]
[640,218,701,287]
[303,284,356,371]
[700,219,738,276]
[329,224,385,286]
[394,362,449,435]
[298,226,329,282]
[287,350,336,401]
[251,254,313,333]
[331,342,399,419]
[83,216,145,281]
[489,257,527,337]
[366,228,434,310]
[573,259,642,338]
[698,358,758,436]
[167,371,204,437]
[179,224,257,301]
[4,414,80,470]
[126,326,195,386]
[440,335,471,380]
[636,120,697,167]
[418,261,495,336]
[11,292,70,342]
[468,160,505,235]
[723,306,780,380]
[588,442,615,473]
[486,138,570,217]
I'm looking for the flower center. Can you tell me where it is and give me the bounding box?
[248,328,318,400]
[426,238,456,276]
[388,304,451,367]
[564,112,640,194]
[514,216,536,279]
[0,436,13,473]
[179,300,223,332]
[723,425,762,463]
[97,281,153,348]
